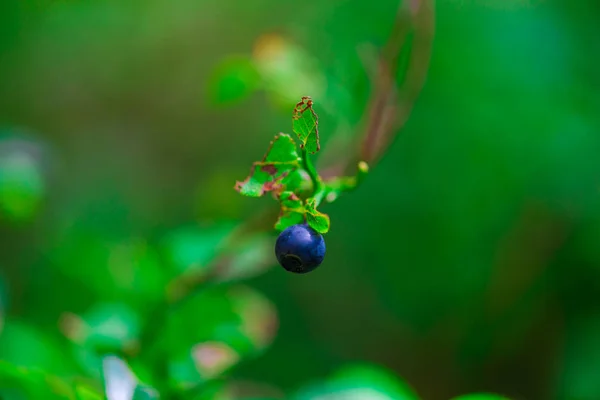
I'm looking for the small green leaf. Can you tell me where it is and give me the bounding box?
[234,133,301,197]
[292,96,320,154]
[305,198,330,234]
[274,191,305,232]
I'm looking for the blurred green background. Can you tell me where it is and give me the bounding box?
[1,0,600,399]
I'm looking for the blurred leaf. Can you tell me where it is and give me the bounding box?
[0,137,45,222]
[149,285,277,389]
[294,363,419,400]
[62,303,141,353]
[292,96,320,154]
[274,191,305,232]
[189,379,282,400]
[0,319,75,375]
[207,55,261,106]
[234,133,301,197]
[74,384,105,400]
[228,286,278,352]
[61,304,141,381]
[0,360,103,400]
[212,233,275,283]
[450,395,511,400]
[194,169,247,221]
[162,223,236,275]
[49,233,165,303]
[102,356,158,400]
[305,198,330,234]
[280,169,313,199]
[103,356,137,400]
[251,34,326,110]
[557,316,600,400]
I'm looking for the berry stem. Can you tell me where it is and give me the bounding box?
[301,147,323,200]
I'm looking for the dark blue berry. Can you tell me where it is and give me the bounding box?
[275,224,326,274]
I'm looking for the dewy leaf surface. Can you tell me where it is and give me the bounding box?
[305,198,330,234]
[274,191,305,231]
[292,96,320,154]
[234,133,301,197]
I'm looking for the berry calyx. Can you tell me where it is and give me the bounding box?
[275,224,326,274]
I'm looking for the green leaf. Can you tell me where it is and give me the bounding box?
[188,379,281,400]
[234,133,301,197]
[48,232,166,304]
[74,384,104,400]
[162,222,236,275]
[293,363,419,400]
[0,360,104,400]
[321,161,370,204]
[292,96,320,154]
[305,198,330,234]
[274,191,305,231]
[207,55,261,106]
[102,356,158,400]
[132,385,159,400]
[280,168,313,199]
[62,303,141,352]
[251,34,326,110]
[147,285,277,389]
[0,136,46,222]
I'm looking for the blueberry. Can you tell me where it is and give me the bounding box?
[275,224,326,274]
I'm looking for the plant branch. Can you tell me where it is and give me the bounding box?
[302,148,322,194]
[361,0,435,166]
[321,0,435,180]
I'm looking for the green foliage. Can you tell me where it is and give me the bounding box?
[293,363,420,400]
[0,361,104,400]
[103,356,159,400]
[143,285,277,390]
[274,191,305,231]
[235,97,366,234]
[162,223,237,275]
[292,97,320,154]
[234,133,301,198]
[304,198,330,234]
[0,135,45,223]
[2,0,598,399]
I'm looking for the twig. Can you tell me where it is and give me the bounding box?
[322,0,435,179]
[361,0,435,166]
